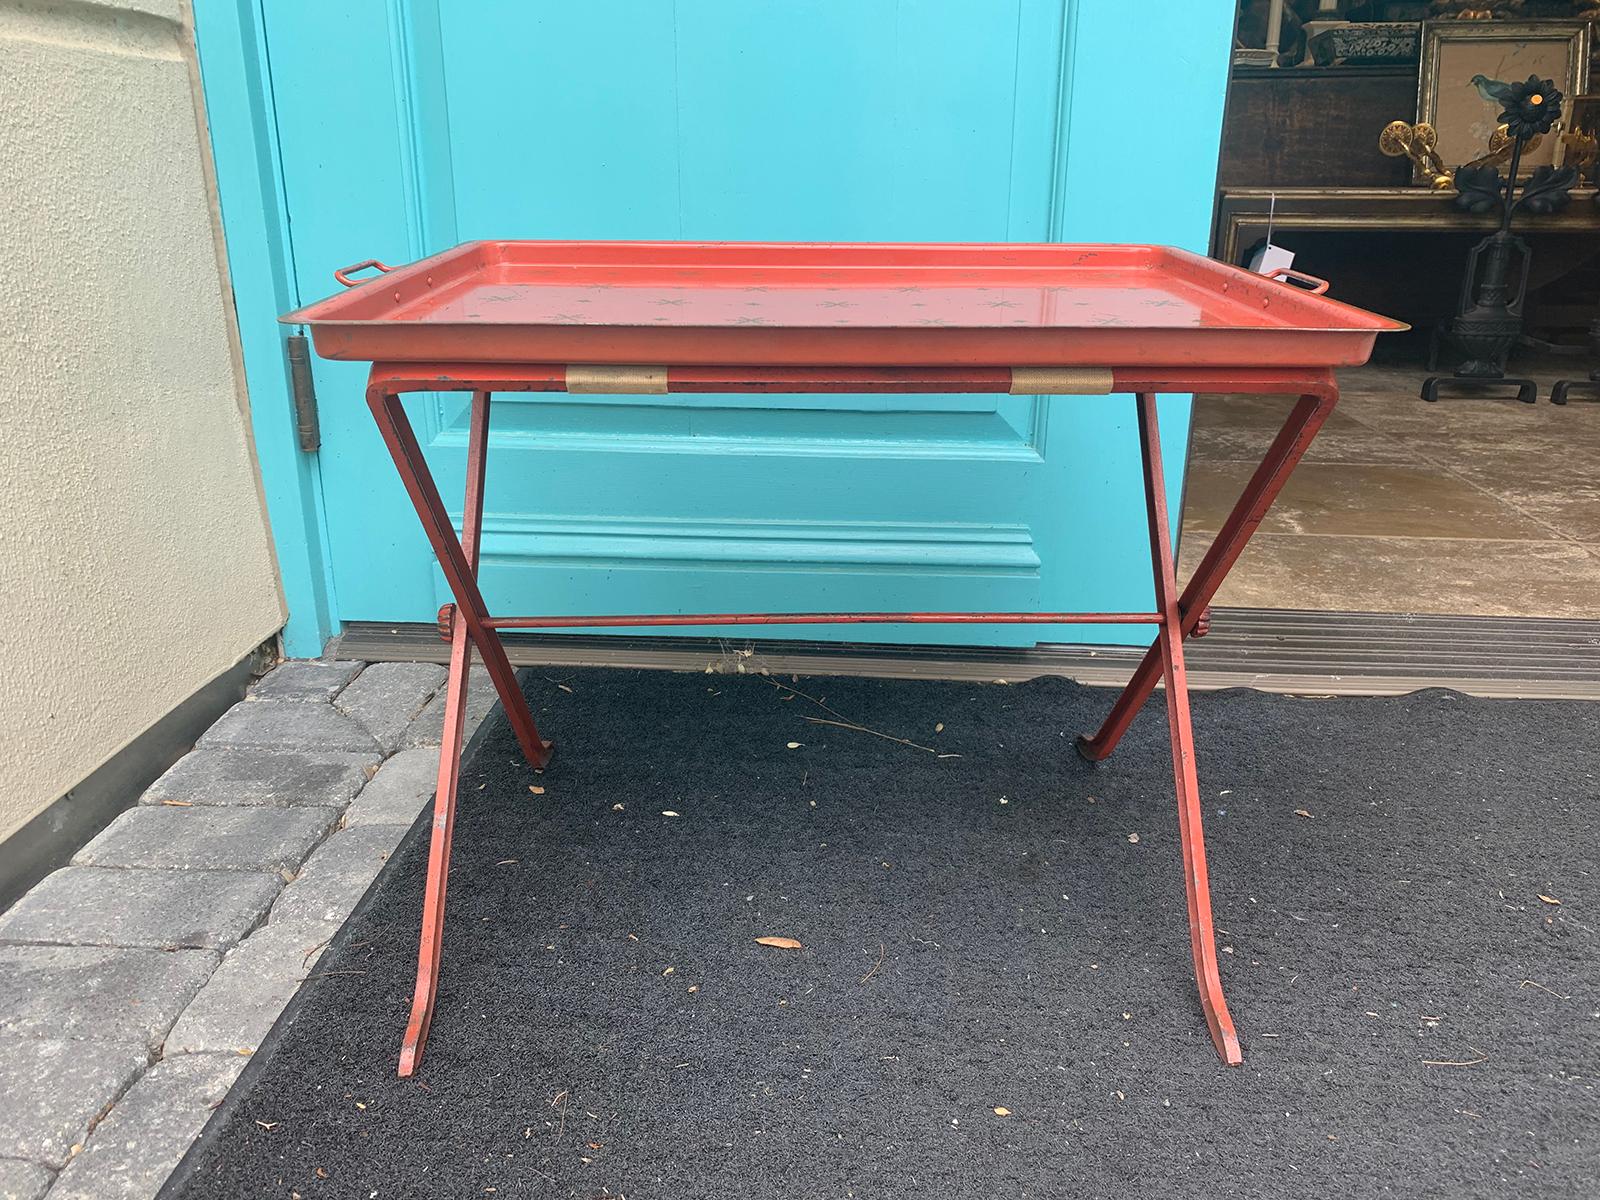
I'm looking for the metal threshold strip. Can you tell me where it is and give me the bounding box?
[333,607,1600,701]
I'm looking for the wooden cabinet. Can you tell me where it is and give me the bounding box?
[1218,66,1418,189]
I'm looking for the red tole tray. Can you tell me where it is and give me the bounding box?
[283,241,1406,369]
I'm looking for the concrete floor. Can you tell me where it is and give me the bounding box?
[1180,362,1600,619]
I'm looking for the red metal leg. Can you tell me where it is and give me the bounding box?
[366,382,551,771]
[397,390,496,1077]
[1077,385,1337,762]
[1131,392,1242,1066]
[399,577,475,1076]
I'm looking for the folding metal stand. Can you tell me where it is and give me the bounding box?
[363,362,1337,1077]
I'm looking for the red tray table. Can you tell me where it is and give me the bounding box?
[285,240,1405,1076]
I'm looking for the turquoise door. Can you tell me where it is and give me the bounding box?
[234,2,1232,651]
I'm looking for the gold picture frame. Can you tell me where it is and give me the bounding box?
[1416,20,1591,183]
[1564,95,1600,182]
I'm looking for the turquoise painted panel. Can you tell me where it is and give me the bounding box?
[191,0,337,656]
[252,0,1233,646]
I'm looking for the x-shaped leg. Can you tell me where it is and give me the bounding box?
[1079,384,1338,1065]
[365,385,551,1076]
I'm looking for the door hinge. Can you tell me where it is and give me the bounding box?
[286,334,321,452]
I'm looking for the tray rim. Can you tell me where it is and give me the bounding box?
[281,239,1409,337]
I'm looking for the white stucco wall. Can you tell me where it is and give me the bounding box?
[0,0,285,842]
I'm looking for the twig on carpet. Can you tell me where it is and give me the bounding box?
[861,941,886,985]
[764,677,959,757]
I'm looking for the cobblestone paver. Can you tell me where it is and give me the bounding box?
[73,806,338,874]
[401,665,499,748]
[246,660,363,701]
[164,919,338,1055]
[269,824,412,927]
[0,1039,148,1169]
[0,868,280,952]
[0,657,498,1199]
[0,1157,53,1200]
[46,1053,245,1200]
[198,698,380,754]
[142,748,379,808]
[335,661,447,751]
[0,946,216,1050]
[342,747,439,827]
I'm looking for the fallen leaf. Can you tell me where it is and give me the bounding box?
[1539,894,1562,906]
[936,723,945,733]
[529,785,546,795]
[755,936,803,950]
[688,984,699,993]
[1294,809,1313,819]
[787,742,803,750]
[662,810,680,818]
[662,966,676,976]
[1127,833,1140,844]
[612,803,624,811]
[993,1106,1011,1117]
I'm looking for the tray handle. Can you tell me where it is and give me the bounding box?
[333,259,395,287]
[1266,266,1330,295]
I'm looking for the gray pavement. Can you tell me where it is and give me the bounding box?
[0,658,492,1199]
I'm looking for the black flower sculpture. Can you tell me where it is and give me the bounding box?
[1450,80,1576,225]
[1482,75,1563,139]
[1423,77,1578,403]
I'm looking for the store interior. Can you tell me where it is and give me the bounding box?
[1198,0,1600,618]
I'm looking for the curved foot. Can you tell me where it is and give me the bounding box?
[1200,983,1244,1067]
[1074,733,1109,763]
[398,996,432,1078]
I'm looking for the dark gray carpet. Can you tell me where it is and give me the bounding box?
[166,670,1600,1200]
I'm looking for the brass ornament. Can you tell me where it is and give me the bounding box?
[1379,120,1452,188]
[1379,119,1544,189]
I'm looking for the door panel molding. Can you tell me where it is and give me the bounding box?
[469,513,1040,574]
[385,0,457,257]
[429,393,1048,459]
